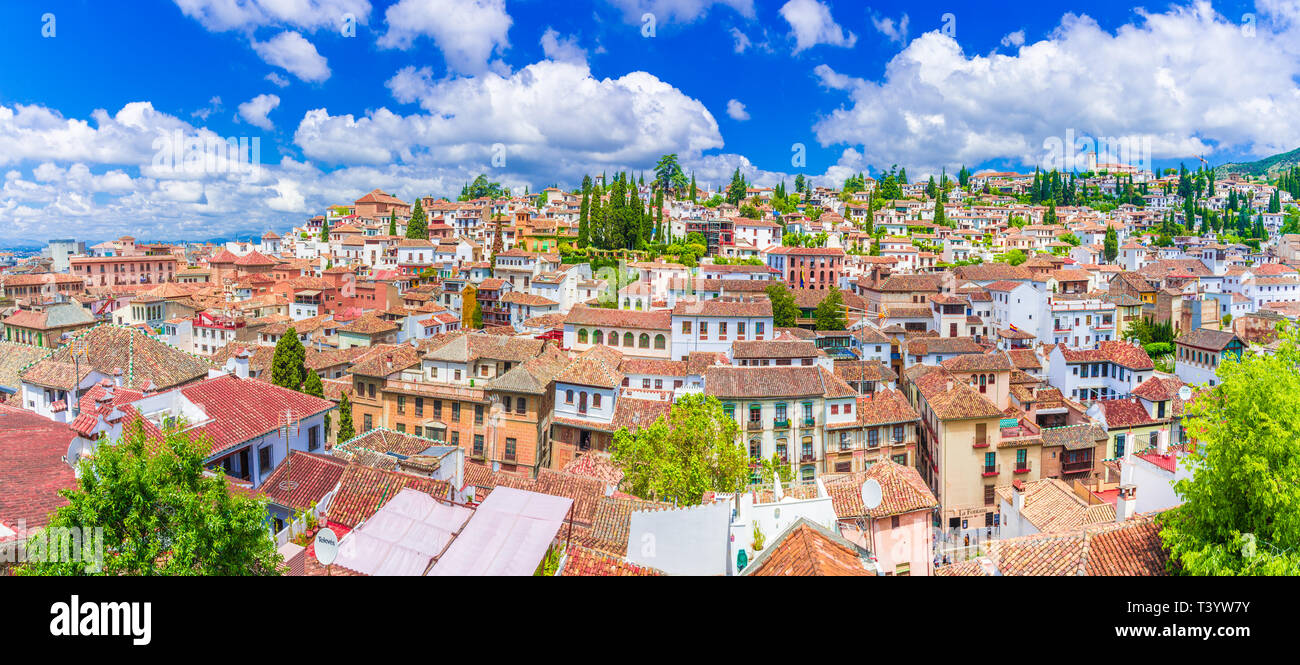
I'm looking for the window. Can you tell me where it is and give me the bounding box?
[831,404,839,415]
[578,329,588,344]
[454,369,462,381]
[1016,448,1027,468]
[433,400,442,419]
[308,425,320,451]
[593,330,603,344]
[415,397,424,417]
[516,397,526,414]
[755,322,765,339]
[891,515,900,529]
[681,320,692,335]
[396,423,406,433]
[775,403,787,422]
[984,485,995,505]
[592,393,602,408]
[504,438,516,460]
[642,378,651,388]
[639,333,650,348]
[1115,433,1126,458]
[367,383,375,399]
[397,395,407,415]
[623,332,634,347]
[475,404,484,425]
[984,452,996,471]
[749,404,761,423]
[473,434,484,456]
[868,429,879,447]
[698,322,708,339]
[749,439,762,459]
[654,334,666,350]
[566,389,574,403]
[451,431,459,447]
[363,414,373,431]
[718,322,728,340]
[452,402,461,422]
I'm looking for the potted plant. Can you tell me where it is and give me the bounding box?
[752,523,766,551]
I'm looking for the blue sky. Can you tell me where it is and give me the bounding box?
[0,0,1298,244]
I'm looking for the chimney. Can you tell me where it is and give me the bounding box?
[1116,485,1138,522]
[234,350,251,379]
[112,368,123,387]
[1011,478,1026,515]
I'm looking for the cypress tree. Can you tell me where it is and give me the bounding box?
[271,326,307,390]
[406,198,428,239]
[337,392,355,442]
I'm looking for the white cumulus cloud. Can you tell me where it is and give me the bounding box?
[377,0,512,75]
[252,31,331,82]
[780,0,856,54]
[726,99,750,121]
[237,94,281,130]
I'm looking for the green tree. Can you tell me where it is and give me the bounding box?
[653,153,688,193]
[16,421,283,575]
[387,211,397,236]
[1157,327,1300,575]
[726,167,747,205]
[271,326,307,390]
[302,371,324,398]
[1001,249,1027,266]
[765,282,800,328]
[462,285,482,329]
[405,198,428,239]
[814,286,847,330]
[337,391,356,442]
[319,217,330,242]
[610,393,751,504]
[1104,226,1119,263]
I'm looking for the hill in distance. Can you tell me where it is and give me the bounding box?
[1215,146,1300,177]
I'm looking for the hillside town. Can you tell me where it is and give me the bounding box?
[2,159,1298,577]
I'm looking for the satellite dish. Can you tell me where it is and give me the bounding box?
[1177,385,1192,401]
[861,479,883,511]
[314,527,339,566]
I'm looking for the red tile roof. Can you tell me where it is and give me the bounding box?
[0,404,78,537]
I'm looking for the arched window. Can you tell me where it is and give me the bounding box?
[593,330,604,345]
[578,391,588,412]
[639,333,650,348]
[654,334,666,349]
[749,439,762,459]
[578,329,589,344]
[623,298,631,309]
[610,332,619,346]
[623,332,634,347]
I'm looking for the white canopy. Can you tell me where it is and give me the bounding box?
[427,486,573,576]
[333,489,473,576]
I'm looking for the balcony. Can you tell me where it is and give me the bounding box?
[773,418,790,429]
[981,464,1001,477]
[1013,460,1032,474]
[800,453,815,463]
[892,437,907,447]
[972,439,990,449]
[802,417,816,427]
[1061,458,1093,474]
[747,420,763,432]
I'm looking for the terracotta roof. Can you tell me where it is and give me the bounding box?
[259,451,348,512]
[0,404,78,537]
[325,464,452,528]
[671,298,773,317]
[822,459,938,519]
[1097,398,1158,428]
[1059,340,1153,370]
[20,324,212,391]
[564,305,671,330]
[940,351,1013,372]
[0,341,53,394]
[995,479,1115,533]
[704,365,854,399]
[731,340,819,359]
[1176,327,1239,351]
[906,336,984,356]
[906,364,1003,420]
[982,513,1169,575]
[560,544,666,576]
[831,360,897,384]
[741,518,873,576]
[1040,424,1107,450]
[852,389,920,428]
